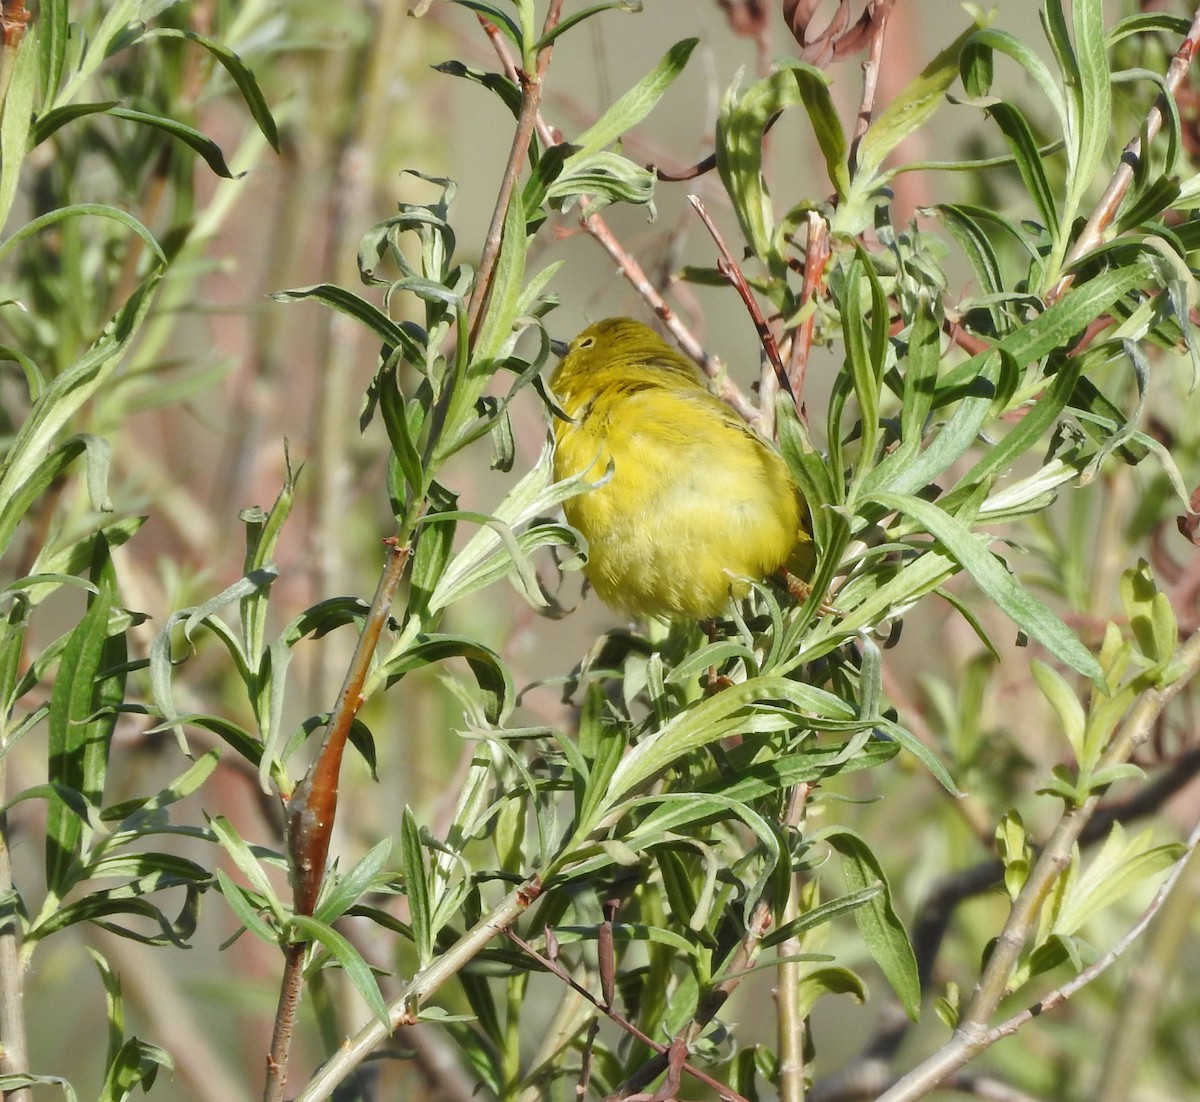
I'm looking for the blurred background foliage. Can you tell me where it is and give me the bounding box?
[2,2,1200,1101]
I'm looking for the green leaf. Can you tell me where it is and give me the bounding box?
[401,807,433,967]
[208,815,288,926]
[790,64,849,199]
[821,828,920,1019]
[534,2,643,50]
[378,634,513,727]
[962,28,1065,126]
[473,196,527,362]
[717,65,811,264]
[132,28,280,151]
[762,885,884,948]
[873,491,1104,685]
[569,38,696,163]
[216,869,280,944]
[856,24,979,183]
[272,284,423,362]
[291,914,390,1027]
[0,202,165,269]
[986,101,1060,235]
[794,966,868,1019]
[449,1,522,49]
[0,23,37,229]
[1032,660,1087,764]
[45,537,125,896]
[108,107,241,179]
[1058,0,1111,238]
[1052,824,1183,936]
[432,60,521,118]
[36,0,69,110]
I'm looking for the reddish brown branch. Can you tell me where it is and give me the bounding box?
[263,537,411,1102]
[687,194,791,401]
[847,0,893,178]
[579,206,761,423]
[504,927,752,1102]
[1049,10,1200,302]
[786,210,832,403]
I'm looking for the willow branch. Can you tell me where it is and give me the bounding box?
[292,881,541,1102]
[1048,11,1200,302]
[466,3,565,344]
[579,206,760,424]
[872,629,1200,1102]
[263,538,412,1102]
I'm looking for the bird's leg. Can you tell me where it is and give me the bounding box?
[702,618,737,696]
[779,568,838,616]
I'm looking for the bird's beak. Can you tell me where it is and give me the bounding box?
[549,337,569,358]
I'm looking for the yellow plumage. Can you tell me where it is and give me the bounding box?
[549,317,811,620]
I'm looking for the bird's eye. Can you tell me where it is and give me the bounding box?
[578,337,595,349]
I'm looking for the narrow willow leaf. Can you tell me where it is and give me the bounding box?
[1052,824,1183,936]
[0,24,37,229]
[789,63,849,199]
[0,202,165,269]
[45,538,124,896]
[1032,659,1087,763]
[379,634,513,726]
[401,807,433,967]
[794,967,868,1019]
[569,38,696,162]
[864,352,1001,498]
[822,828,920,1019]
[855,24,979,183]
[939,353,1087,517]
[208,816,288,925]
[36,0,69,109]
[717,65,811,263]
[874,491,1104,684]
[1062,0,1111,229]
[987,101,1060,235]
[291,914,390,1027]
[273,284,421,360]
[963,28,1066,127]
[534,2,643,50]
[761,885,884,948]
[472,199,526,363]
[449,0,522,48]
[897,291,940,457]
[216,869,278,941]
[109,107,240,178]
[133,28,280,151]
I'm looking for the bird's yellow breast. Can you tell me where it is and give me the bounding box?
[552,371,802,620]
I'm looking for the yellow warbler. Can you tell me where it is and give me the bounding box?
[549,317,812,620]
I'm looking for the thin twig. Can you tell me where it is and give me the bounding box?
[777,782,814,1102]
[1048,11,1200,302]
[847,1,891,178]
[785,211,831,405]
[503,927,751,1102]
[687,194,791,400]
[871,629,1200,1102]
[990,811,1200,1041]
[579,206,760,423]
[292,881,542,1102]
[466,2,565,344]
[0,762,30,1102]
